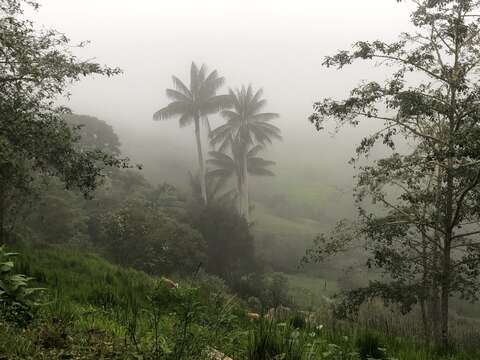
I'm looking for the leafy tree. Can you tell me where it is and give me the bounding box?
[64,114,122,156]
[210,86,281,220]
[153,62,231,205]
[26,180,89,245]
[99,199,206,275]
[189,199,255,278]
[207,144,275,206]
[306,0,480,348]
[0,0,129,243]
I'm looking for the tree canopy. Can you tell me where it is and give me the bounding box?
[0,0,130,242]
[306,0,480,348]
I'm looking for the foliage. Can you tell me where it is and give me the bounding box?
[153,62,231,204]
[99,198,206,275]
[307,0,480,348]
[246,321,307,360]
[231,272,291,310]
[0,244,477,359]
[207,143,276,204]
[0,0,130,243]
[210,85,281,219]
[0,246,43,326]
[189,199,256,278]
[64,114,122,157]
[26,180,89,245]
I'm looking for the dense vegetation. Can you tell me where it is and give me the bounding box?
[1,0,480,359]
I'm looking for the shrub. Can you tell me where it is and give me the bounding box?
[0,246,44,326]
[99,199,206,275]
[289,312,307,330]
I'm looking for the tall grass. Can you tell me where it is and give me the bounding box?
[2,243,479,360]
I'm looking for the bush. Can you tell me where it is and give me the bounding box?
[0,246,44,326]
[189,201,256,277]
[99,199,206,275]
[232,272,291,310]
[289,312,307,330]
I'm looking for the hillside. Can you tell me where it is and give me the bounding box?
[1,244,478,360]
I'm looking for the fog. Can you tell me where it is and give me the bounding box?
[29,0,413,184]
[14,1,417,269]
[5,3,480,355]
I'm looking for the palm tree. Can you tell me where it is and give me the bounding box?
[207,144,275,199]
[210,85,281,219]
[188,171,236,206]
[153,62,231,204]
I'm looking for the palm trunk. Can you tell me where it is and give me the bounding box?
[239,149,249,221]
[194,115,207,205]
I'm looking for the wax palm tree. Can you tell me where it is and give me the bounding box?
[153,62,231,204]
[188,171,236,206]
[207,144,275,200]
[210,85,281,219]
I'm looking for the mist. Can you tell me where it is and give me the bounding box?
[3,0,480,358]
[32,0,412,185]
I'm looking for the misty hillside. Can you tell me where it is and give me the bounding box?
[2,0,480,359]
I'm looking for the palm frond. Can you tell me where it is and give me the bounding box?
[220,110,240,121]
[179,113,193,127]
[207,168,234,179]
[248,99,267,115]
[251,112,279,122]
[166,88,191,102]
[247,167,275,176]
[247,145,264,157]
[172,75,192,97]
[190,62,200,92]
[248,157,276,168]
[201,94,233,116]
[251,88,264,105]
[208,150,235,163]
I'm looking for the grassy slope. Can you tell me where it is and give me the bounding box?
[2,244,479,360]
[284,273,338,309]
[252,202,323,238]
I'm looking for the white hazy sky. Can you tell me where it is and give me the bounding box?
[27,0,415,184]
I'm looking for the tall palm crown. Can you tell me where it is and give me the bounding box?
[210,85,281,152]
[153,62,231,205]
[153,63,231,125]
[209,85,280,220]
[207,144,275,187]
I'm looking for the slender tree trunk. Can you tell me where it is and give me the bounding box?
[194,115,207,205]
[0,187,4,245]
[440,241,451,350]
[429,269,441,345]
[420,299,430,344]
[240,149,249,221]
[440,160,453,349]
[430,165,442,345]
[420,232,431,344]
